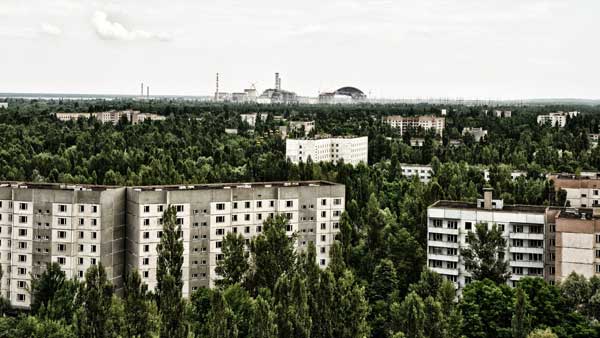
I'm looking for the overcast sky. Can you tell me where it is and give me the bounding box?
[1,0,598,99]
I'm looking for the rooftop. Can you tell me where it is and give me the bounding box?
[430,200,548,214]
[0,181,341,192]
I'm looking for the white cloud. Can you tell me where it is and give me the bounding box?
[91,11,171,42]
[40,23,62,36]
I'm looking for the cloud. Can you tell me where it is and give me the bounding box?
[92,11,171,42]
[40,23,62,36]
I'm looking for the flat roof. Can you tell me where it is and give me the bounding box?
[430,200,548,214]
[0,181,341,192]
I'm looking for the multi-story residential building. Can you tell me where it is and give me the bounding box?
[549,174,600,208]
[286,136,368,166]
[0,182,126,309]
[554,208,600,282]
[589,134,600,148]
[493,110,512,118]
[126,181,344,294]
[383,115,445,136]
[0,180,344,308]
[483,169,527,182]
[427,189,548,290]
[240,113,268,127]
[56,110,165,124]
[0,102,7,109]
[462,127,488,142]
[401,164,433,182]
[289,121,315,136]
[537,111,580,128]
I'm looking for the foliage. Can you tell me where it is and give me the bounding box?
[462,223,510,284]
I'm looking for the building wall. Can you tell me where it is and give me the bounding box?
[286,137,368,166]
[555,215,600,282]
[383,115,445,136]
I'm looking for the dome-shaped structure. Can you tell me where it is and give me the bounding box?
[334,87,366,100]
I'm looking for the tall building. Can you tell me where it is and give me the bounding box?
[56,110,165,124]
[549,174,600,208]
[0,180,345,307]
[462,127,488,142]
[126,181,344,294]
[0,183,126,309]
[427,189,548,290]
[286,136,368,166]
[0,102,8,109]
[537,111,580,128]
[383,115,445,136]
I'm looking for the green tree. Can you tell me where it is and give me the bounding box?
[334,270,371,338]
[249,215,297,292]
[250,296,278,338]
[423,296,444,338]
[76,263,114,338]
[208,290,238,338]
[461,223,510,284]
[392,291,425,338]
[30,262,80,322]
[122,270,157,338]
[188,287,213,338]
[156,205,187,338]
[512,288,531,338]
[526,328,557,338]
[215,232,249,288]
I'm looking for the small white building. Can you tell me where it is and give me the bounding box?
[286,136,368,166]
[537,111,580,128]
[383,115,445,136]
[462,127,488,142]
[410,138,425,147]
[289,121,315,136]
[483,169,527,182]
[240,113,268,127]
[401,164,433,182]
[0,102,8,109]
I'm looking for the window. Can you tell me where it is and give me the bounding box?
[321,223,326,230]
[79,205,85,213]
[512,267,523,275]
[320,247,326,254]
[216,241,222,248]
[216,216,225,223]
[158,205,164,212]
[79,231,84,239]
[432,219,443,228]
[18,255,26,262]
[429,233,443,241]
[58,204,66,212]
[465,222,472,230]
[19,216,27,224]
[270,201,275,207]
[447,235,458,243]
[334,198,342,205]
[176,205,184,212]
[143,232,150,239]
[58,257,66,265]
[18,242,27,249]
[286,213,293,220]
[513,225,523,233]
[143,258,150,265]
[79,218,85,226]
[79,258,84,265]
[144,206,150,213]
[91,258,97,265]
[92,205,98,213]
[320,259,326,266]
[56,230,66,239]
[245,226,250,234]
[257,214,262,221]
[91,232,97,239]
[232,215,238,222]
[176,218,183,225]
[256,226,262,233]
[244,214,250,221]
[321,235,326,242]
[233,202,238,209]
[216,229,225,235]
[513,253,524,261]
[17,294,25,302]
[216,254,224,261]
[143,271,149,278]
[18,267,26,275]
[79,244,84,252]
[321,211,326,218]
[286,200,294,208]
[447,221,458,229]
[58,244,66,252]
[530,225,543,234]
[257,201,262,208]
[245,201,250,209]
[446,262,457,269]
[91,245,97,253]
[512,239,524,247]
[216,203,225,210]
[429,260,443,268]
[144,245,150,252]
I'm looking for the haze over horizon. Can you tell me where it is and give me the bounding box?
[1,0,599,99]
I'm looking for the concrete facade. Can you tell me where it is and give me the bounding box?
[286,136,368,166]
[0,183,125,309]
[383,115,445,136]
[537,111,579,128]
[56,110,165,124]
[549,174,600,208]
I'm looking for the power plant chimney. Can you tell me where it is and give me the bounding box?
[141,83,144,97]
[275,72,281,91]
[146,86,149,98]
[215,73,220,101]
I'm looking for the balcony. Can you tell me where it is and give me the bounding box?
[428,254,459,262]
[428,227,459,235]
[510,260,544,269]
[509,232,544,241]
[428,240,459,249]
[509,246,544,254]
[430,267,459,276]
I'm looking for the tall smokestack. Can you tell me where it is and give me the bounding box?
[275,73,280,91]
[141,83,144,97]
[215,73,220,101]
[146,86,149,98]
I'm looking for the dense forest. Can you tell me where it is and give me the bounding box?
[1,99,600,337]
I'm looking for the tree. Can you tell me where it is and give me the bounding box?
[156,205,187,338]
[460,279,513,338]
[560,272,591,312]
[392,291,425,338]
[249,215,297,292]
[215,232,250,287]
[334,270,371,338]
[423,296,444,338]
[461,223,510,284]
[122,270,157,338]
[512,288,531,338]
[250,296,278,338]
[527,329,557,338]
[30,262,79,322]
[188,287,213,338]
[273,273,312,338]
[208,290,238,338]
[76,263,114,338]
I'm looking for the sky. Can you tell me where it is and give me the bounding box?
[0,0,599,99]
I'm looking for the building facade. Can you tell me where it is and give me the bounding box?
[462,127,488,142]
[537,111,580,128]
[401,164,433,182]
[289,121,315,136]
[549,174,600,208]
[0,183,126,309]
[286,136,368,166]
[427,190,548,290]
[56,110,165,124]
[383,115,445,136]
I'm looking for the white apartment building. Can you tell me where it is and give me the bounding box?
[537,111,580,128]
[383,115,445,136]
[549,174,600,208]
[483,169,527,182]
[462,127,488,142]
[0,103,7,109]
[427,190,547,290]
[401,164,433,182]
[56,110,164,124]
[286,136,368,166]
[0,183,125,309]
[126,181,345,294]
[589,134,600,148]
[240,113,268,127]
[289,121,315,136]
